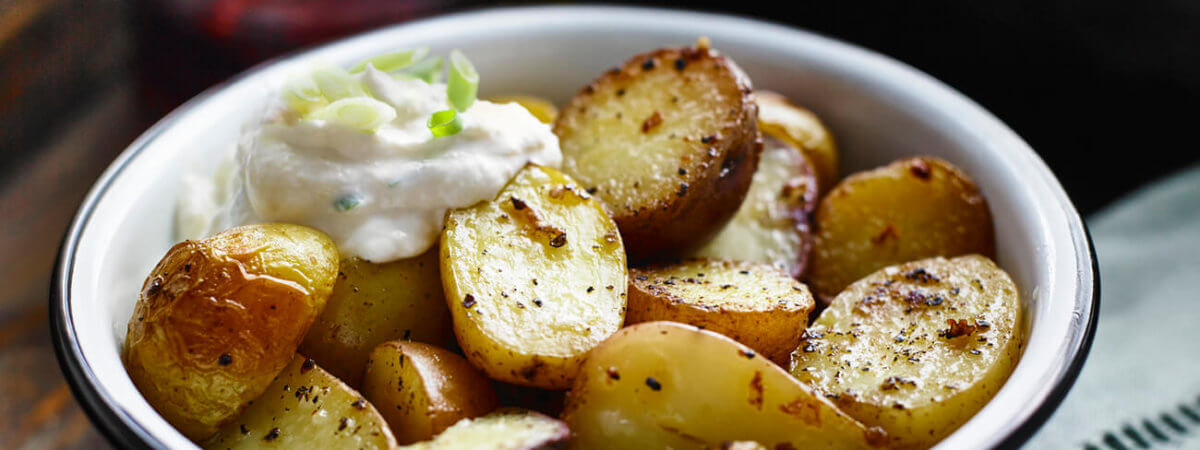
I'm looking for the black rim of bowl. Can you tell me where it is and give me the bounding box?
[47,6,1102,449]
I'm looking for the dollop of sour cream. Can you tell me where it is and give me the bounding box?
[179,67,561,262]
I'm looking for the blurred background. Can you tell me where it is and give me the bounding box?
[1,1,1197,448]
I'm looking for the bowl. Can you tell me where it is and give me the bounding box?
[50,6,1098,449]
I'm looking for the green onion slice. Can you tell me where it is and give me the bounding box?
[313,97,397,132]
[399,56,444,83]
[282,74,326,115]
[334,194,362,212]
[447,50,479,111]
[427,108,463,138]
[350,47,430,73]
[311,65,366,100]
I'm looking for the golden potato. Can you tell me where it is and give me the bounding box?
[626,259,814,364]
[790,255,1022,449]
[808,157,995,301]
[204,355,396,449]
[300,249,453,387]
[554,45,762,260]
[562,321,886,449]
[124,224,338,440]
[362,340,499,444]
[756,91,839,194]
[489,95,559,123]
[400,408,569,450]
[692,135,819,277]
[440,164,627,389]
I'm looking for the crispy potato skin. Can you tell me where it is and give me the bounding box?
[204,355,397,449]
[123,224,338,440]
[692,135,819,277]
[300,249,453,387]
[562,322,885,449]
[756,91,839,195]
[440,164,628,389]
[625,259,814,364]
[554,46,762,261]
[489,95,559,124]
[362,340,499,444]
[791,256,1022,449]
[808,157,995,302]
[399,408,569,450]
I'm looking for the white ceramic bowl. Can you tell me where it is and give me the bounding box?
[51,6,1098,449]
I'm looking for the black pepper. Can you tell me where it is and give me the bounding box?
[645,377,662,391]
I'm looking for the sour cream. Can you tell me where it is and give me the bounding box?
[178,67,561,262]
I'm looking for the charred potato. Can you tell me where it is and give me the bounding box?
[440,164,627,389]
[362,340,499,444]
[808,157,995,301]
[626,259,815,364]
[691,135,819,277]
[204,355,396,449]
[400,408,569,450]
[300,249,453,387]
[756,91,839,194]
[489,95,559,124]
[562,321,885,449]
[554,45,762,260]
[124,223,338,440]
[791,255,1022,449]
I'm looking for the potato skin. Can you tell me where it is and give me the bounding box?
[626,259,814,364]
[791,255,1022,449]
[808,157,995,302]
[691,135,819,277]
[123,224,338,440]
[300,249,454,387]
[756,91,839,195]
[554,45,762,261]
[362,340,499,445]
[561,321,886,449]
[440,164,627,389]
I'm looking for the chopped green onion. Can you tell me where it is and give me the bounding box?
[427,109,463,137]
[349,47,430,73]
[282,74,326,115]
[311,66,366,100]
[447,50,479,111]
[334,194,362,212]
[313,97,397,132]
[399,56,444,83]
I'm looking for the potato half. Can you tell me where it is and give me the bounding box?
[756,91,839,194]
[808,156,995,301]
[440,164,628,389]
[400,408,569,450]
[554,45,762,260]
[626,259,815,364]
[204,355,396,449]
[124,224,338,440]
[691,135,819,277]
[300,249,453,387]
[562,321,887,449]
[362,340,499,444]
[489,95,559,124]
[790,255,1022,449]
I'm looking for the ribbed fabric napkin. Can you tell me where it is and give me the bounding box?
[1027,165,1200,449]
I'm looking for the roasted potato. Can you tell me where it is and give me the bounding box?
[400,408,569,450]
[625,259,815,364]
[808,157,995,301]
[362,340,499,444]
[562,321,886,449]
[440,164,628,389]
[300,249,454,387]
[756,91,839,194]
[204,355,396,449]
[691,135,819,277]
[790,255,1022,449]
[554,44,762,260]
[124,224,338,440]
[489,95,559,124]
